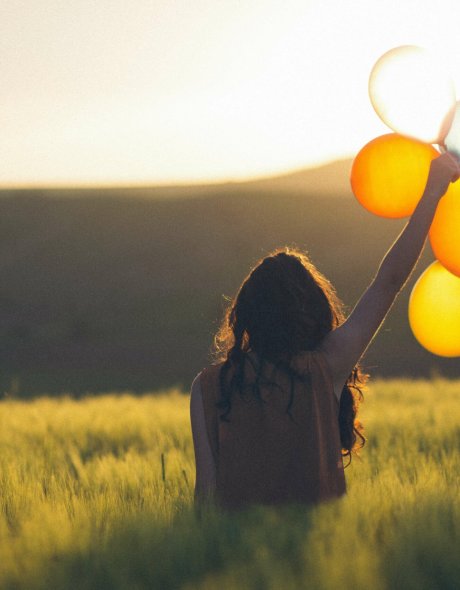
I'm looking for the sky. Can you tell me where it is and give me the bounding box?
[2,0,460,187]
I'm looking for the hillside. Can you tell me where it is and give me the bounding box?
[0,162,457,396]
[241,159,353,195]
[0,159,353,201]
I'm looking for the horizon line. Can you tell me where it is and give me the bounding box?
[0,156,353,192]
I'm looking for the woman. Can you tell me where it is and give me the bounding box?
[190,152,460,512]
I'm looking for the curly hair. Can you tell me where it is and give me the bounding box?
[212,246,367,465]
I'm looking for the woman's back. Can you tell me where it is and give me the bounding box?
[191,153,460,512]
[198,350,346,511]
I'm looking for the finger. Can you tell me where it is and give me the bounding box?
[445,151,460,167]
[440,152,455,167]
[450,164,460,181]
[454,160,460,179]
[441,153,460,178]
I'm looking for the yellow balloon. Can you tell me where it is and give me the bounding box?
[429,180,460,277]
[408,261,460,357]
[350,134,439,218]
[369,45,456,144]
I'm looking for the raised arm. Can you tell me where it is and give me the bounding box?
[319,152,460,399]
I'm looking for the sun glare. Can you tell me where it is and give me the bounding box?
[2,1,460,185]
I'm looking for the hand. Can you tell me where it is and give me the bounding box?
[425,151,460,200]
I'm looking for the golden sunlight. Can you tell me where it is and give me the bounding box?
[1,0,460,186]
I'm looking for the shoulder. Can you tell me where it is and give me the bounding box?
[190,372,204,418]
[190,363,225,404]
[190,364,216,386]
[190,370,203,401]
[195,363,225,390]
[191,370,203,393]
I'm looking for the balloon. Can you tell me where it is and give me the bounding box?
[350,133,439,218]
[441,100,460,160]
[429,179,460,277]
[369,45,456,144]
[408,261,460,357]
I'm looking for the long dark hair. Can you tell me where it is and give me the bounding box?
[212,247,367,464]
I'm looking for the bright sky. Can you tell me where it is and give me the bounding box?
[2,0,460,186]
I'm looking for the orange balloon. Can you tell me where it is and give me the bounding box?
[429,179,460,277]
[408,261,460,357]
[350,133,439,218]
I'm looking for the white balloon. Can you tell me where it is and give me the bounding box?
[369,46,456,144]
[441,100,460,160]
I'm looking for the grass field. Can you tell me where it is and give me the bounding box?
[0,379,459,589]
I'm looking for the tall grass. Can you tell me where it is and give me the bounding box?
[0,380,459,589]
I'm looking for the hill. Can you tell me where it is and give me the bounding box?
[0,159,353,201]
[240,159,353,195]
[0,162,457,396]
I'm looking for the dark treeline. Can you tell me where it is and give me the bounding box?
[1,178,458,397]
